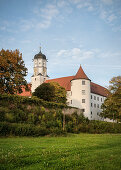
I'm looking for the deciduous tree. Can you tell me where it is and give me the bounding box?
[0,49,28,94]
[33,82,67,104]
[101,76,121,122]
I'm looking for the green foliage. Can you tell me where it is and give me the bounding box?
[0,93,121,137]
[101,76,121,122]
[33,83,55,102]
[0,49,28,94]
[33,82,67,104]
[0,93,67,109]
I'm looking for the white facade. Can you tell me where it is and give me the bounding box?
[66,78,107,120]
[90,93,106,121]
[67,86,106,120]
[69,79,91,119]
[31,50,48,93]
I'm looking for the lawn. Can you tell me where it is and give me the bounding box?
[0,134,121,170]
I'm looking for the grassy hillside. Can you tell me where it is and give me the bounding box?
[0,134,121,169]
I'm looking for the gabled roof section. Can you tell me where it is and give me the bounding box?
[73,65,90,80]
[45,76,74,91]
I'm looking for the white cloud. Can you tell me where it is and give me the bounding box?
[101,0,113,5]
[107,14,117,23]
[55,48,96,63]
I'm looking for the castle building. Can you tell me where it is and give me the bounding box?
[19,49,108,121]
[46,66,107,121]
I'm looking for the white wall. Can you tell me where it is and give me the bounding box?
[68,79,91,119]
[90,93,106,120]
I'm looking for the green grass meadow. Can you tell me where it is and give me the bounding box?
[0,134,121,170]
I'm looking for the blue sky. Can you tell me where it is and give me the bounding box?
[0,0,121,87]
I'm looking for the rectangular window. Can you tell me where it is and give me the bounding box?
[82,109,85,112]
[91,111,92,115]
[91,95,92,99]
[71,91,72,96]
[71,100,72,104]
[97,104,99,108]
[97,97,99,101]
[82,99,85,103]
[94,104,96,108]
[94,96,96,100]
[91,103,93,107]
[82,81,85,85]
[82,90,85,95]
[101,98,102,102]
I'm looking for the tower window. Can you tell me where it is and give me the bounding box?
[82,90,85,95]
[82,81,85,85]
[82,99,85,103]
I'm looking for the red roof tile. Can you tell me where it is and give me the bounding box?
[19,66,108,97]
[46,65,108,97]
[46,76,74,91]
[73,65,90,80]
[17,84,32,97]
[91,82,108,97]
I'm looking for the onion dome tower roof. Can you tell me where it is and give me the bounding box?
[34,47,46,60]
[72,65,90,80]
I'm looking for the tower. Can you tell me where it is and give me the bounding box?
[70,65,91,119]
[31,48,48,93]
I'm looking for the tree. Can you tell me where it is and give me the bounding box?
[0,49,28,94]
[101,76,121,122]
[33,82,67,104]
[49,82,67,104]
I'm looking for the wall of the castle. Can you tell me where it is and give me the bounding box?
[66,80,107,121]
[68,79,91,119]
[90,93,106,121]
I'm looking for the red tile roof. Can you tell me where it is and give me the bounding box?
[19,66,108,97]
[46,76,74,91]
[46,66,108,97]
[73,65,90,80]
[17,84,32,97]
[46,76,107,97]
[90,82,108,97]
